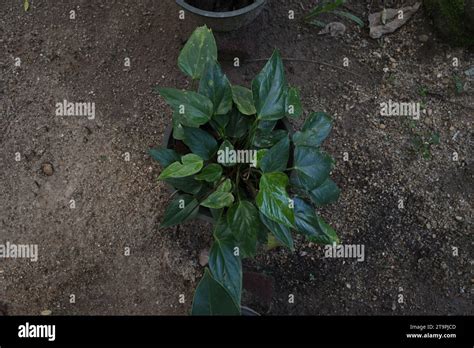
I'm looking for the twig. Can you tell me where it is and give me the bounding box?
[244,57,367,81]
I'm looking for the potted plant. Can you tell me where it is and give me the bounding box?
[175,0,267,32]
[151,26,341,315]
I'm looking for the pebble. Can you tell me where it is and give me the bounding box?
[40,310,52,315]
[455,216,463,222]
[418,34,429,43]
[41,163,54,176]
[198,249,209,267]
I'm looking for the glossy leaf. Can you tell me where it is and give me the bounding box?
[201,191,234,209]
[293,112,333,147]
[199,60,232,115]
[178,26,217,80]
[209,237,242,305]
[256,149,268,169]
[160,195,199,228]
[196,164,223,182]
[292,146,333,190]
[159,88,213,128]
[293,197,339,245]
[260,135,290,173]
[216,178,232,193]
[309,178,340,207]
[259,213,294,250]
[231,85,256,115]
[285,87,302,118]
[252,50,287,121]
[191,268,240,315]
[158,154,204,180]
[164,176,203,195]
[256,172,295,228]
[227,201,260,257]
[182,127,218,160]
[226,108,251,139]
[253,129,288,148]
[149,147,180,168]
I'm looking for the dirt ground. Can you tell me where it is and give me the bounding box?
[0,0,472,315]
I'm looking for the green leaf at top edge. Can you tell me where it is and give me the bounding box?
[252,50,287,121]
[178,26,218,80]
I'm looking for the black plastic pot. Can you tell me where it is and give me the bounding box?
[162,119,292,223]
[176,0,267,32]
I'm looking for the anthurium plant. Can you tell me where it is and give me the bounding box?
[151,26,341,315]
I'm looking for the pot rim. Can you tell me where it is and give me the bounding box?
[175,0,266,18]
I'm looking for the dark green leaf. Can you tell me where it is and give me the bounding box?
[256,172,295,228]
[260,135,290,173]
[164,176,203,195]
[214,216,233,240]
[209,237,242,305]
[252,50,287,121]
[292,112,333,147]
[259,213,294,250]
[285,87,302,118]
[253,129,288,148]
[256,149,268,169]
[217,140,236,167]
[293,197,339,245]
[159,88,213,128]
[309,178,340,207]
[199,60,232,115]
[227,201,261,257]
[178,26,217,80]
[160,194,199,228]
[292,146,333,190]
[149,147,180,168]
[191,268,240,315]
[182,127,218,161]
[201,191,234,209]
[196,164,223,182]
[258,120,278,132]
[226,108,251,139]
[210,113,230,137]
[158,154,203,179]
[231,85,256,115]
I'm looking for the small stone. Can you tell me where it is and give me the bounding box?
[464,67,474,77]
[199,249,209,267]
[346,282,351,289]
[455,216,463,222]
[300,251,308,257]
[41,163,54,176]
[379,123,386,129]
[418,34,429,43]
[40,310,52,316]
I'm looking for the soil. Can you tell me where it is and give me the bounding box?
[186,0,255,12]
[0,0,472,315]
